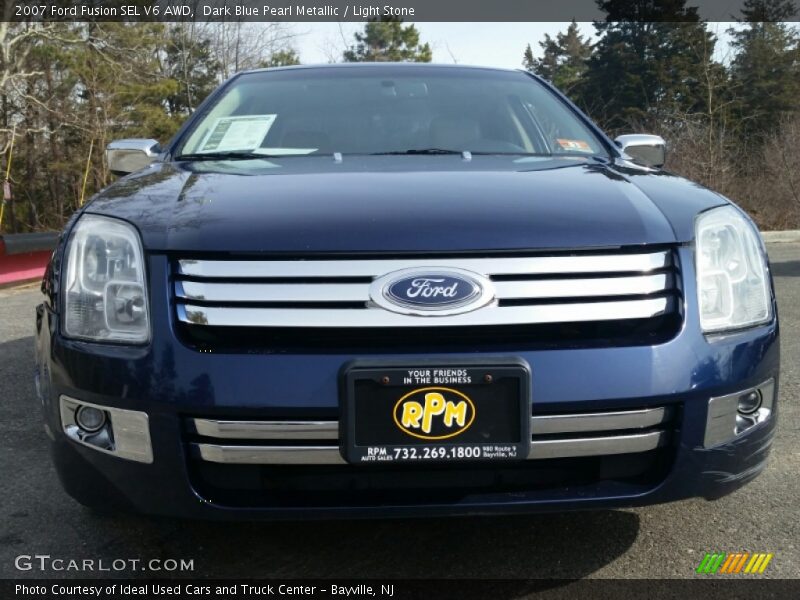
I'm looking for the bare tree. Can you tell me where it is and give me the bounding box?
[758,114,800,228]
[204,22,298,80]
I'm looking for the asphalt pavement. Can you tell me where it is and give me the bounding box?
[1,244,798,581]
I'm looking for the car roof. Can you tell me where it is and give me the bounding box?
[239,63,522,76]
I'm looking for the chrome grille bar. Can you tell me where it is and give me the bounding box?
[189,407,670,440]
[531,407,671,435]
[187,407,672,463]
[175,274,670,304]
[176,281,369,303]
[178,298,669,328]
[191,419,338,440]
[175,250,676,329]
[196,445,345,465]
[192,431,668,464]
[531,431,667,459]
[493,274,669,299]
[178,251,670,279]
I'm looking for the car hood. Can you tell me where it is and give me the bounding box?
[86,156,727,253]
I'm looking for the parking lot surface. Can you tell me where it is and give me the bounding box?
[1,243,798,580]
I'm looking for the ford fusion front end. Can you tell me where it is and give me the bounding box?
[34,64,778,519]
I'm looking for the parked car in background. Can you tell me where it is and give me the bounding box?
[35,64,778,518]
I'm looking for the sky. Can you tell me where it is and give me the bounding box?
[290,22,740,69]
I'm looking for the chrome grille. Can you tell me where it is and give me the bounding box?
[186,406,673,464]
[174,250,677,329]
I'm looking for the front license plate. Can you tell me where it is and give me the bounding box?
[341,361,530,464]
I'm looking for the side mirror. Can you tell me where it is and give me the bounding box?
[106,139,161,176]
[614,134,666,168]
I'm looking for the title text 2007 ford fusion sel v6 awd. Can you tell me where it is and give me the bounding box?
[35,64,778,518]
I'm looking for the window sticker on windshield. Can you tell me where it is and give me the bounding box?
[254,147,318,156]
[556,139,593,153]
[198,115,277,153]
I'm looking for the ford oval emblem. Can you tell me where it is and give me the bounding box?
[369,267,495,316]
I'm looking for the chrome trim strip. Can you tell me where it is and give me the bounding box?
[192,431,667,464]
[177,297,669,328]
[493,274,669,299]
[177,281,370,303]
[178,252,670,279]
[189,408,670,440]
[195,444,345,465]
[176,274,670,304]
[532,407,670,435]
[191,419,338,440]
[529,431,667,459]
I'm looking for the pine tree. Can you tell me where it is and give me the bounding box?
[343,18,432,63]
[261,49,301,68]
[68,23,182,142]
[581,0,719,129]
[523,20,592,97]
[522,44,535,71]
[740,0,797,20]
[729,0,800,137]
[163,24,220,116]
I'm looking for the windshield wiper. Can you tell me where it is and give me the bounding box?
[469,151,549,156]
[369,148,464,156]
[174,151,280,161]
[368,150,602,159]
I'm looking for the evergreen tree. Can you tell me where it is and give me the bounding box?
[729,0,800,137]
[522,44,535,71]
[66,23,181,143]
[343,18,432,62]
[524,20,592,97]
[0,22,302,232]
[581,0,718,129]
[261,49,301,68]
[740,0,797,20]
[163,25,220,115]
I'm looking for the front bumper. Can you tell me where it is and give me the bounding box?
[35,250,780,519]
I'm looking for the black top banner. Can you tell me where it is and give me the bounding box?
[5,0,800,22]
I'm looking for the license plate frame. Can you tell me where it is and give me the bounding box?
[340,359,531,465]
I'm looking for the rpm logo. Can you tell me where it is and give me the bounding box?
[392,387,476,440]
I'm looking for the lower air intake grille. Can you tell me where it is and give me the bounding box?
[185,405,675,464]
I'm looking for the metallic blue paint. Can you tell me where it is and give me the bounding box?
[84,157,726,253]
[34,247,780,518]
[34,65,780,518]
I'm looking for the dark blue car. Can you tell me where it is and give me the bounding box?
[35,64,779,518]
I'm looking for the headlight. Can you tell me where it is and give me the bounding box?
[63,214,150,343]
[695,205,771,333]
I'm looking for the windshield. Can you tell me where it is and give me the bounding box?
[177,66,607,159]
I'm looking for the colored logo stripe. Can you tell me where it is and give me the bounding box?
[719,553,737,573]
[697,552,773,574]
[697,553,726,573]
[744,553,774,574]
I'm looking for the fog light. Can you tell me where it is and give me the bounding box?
[60,396,153,463]
[75,405,106,433]
[737,390,762,415]
[704,379,775,448]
